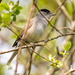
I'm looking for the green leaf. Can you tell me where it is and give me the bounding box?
[50,63,57,68]
[13,15,16,21]
[60,52,64,55]
[0,4,9,11]
[64,41,71,51]
[0,4,4,12]
[14,9,20,15]
[1,23,8,28]
[9,1,14,5]
[12,1,19,10]
[17,6,23,10]
[12,4,18,10]
[1,12,12,24]
[57,61,63,68]
[65,53,69,55]
[60,45,64,50]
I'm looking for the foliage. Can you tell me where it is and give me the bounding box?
[45,41,71,68]
[0,1,23,29]
[60,41,71,57]
[48,54,63,68]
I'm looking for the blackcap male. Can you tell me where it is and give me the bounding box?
[7,9,55,64]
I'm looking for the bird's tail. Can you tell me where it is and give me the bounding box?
[7,51,18,65]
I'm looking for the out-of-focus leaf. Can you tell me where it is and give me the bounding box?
[0,28,1,31]
[9,1,14,5]
[57,61,63,68]
[60,45,64,50]
[14,9,20,15]
[12,1,19,10]
[13,15,16,21]
[12,4,18,10]
[64,41,71,51]
[1,12,12,24]
[1,23,8,28]
[0,4,4,12]
[17,6,23,10]
[65,53,69,55]
[0,4,9,11]
[60,52,64,55]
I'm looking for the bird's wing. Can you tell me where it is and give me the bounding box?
[7,18,35,65]
[12,18,34,47]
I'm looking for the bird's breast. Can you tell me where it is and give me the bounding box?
[24,19,48,42]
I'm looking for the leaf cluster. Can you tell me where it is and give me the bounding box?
[0,1,23,30]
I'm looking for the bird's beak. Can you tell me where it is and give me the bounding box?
[50,13,56,16]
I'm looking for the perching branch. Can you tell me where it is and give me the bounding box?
[0,32,75,55]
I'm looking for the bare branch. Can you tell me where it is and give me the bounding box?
[56,0,72,23]
[65,67,75,75]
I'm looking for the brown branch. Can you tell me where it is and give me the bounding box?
[14,0,35,74]
[50,0,67,21]
[0,44,48,62]
[0,43,44,54]
[0,32,75,55]
[56,0,72,23]
[59,27,75,31]
[14,45,22,75]
[45,32,75,43]
[55,0,67,13]
[11,22,21,32]
[28,48,34,75]
[65,68,75,75]
[0,0,2,3]
[27,1,36,75]
[7,26,18,36]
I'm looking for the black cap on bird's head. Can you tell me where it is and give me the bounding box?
[40,9,50,13]
[40,9,56,16]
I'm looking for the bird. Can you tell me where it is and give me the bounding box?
[7,9,55,65]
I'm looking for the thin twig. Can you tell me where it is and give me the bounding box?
[14,45,22,75]
[49,0,67,21]
[59,27,75,31]
[45,32,75,43]
[56,0,72,23]
[11,22,21,32]
[65,68,75,75]
[7,26,18,36]
[28,48,34,75]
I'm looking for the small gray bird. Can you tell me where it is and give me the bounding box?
[7,9,55,64]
